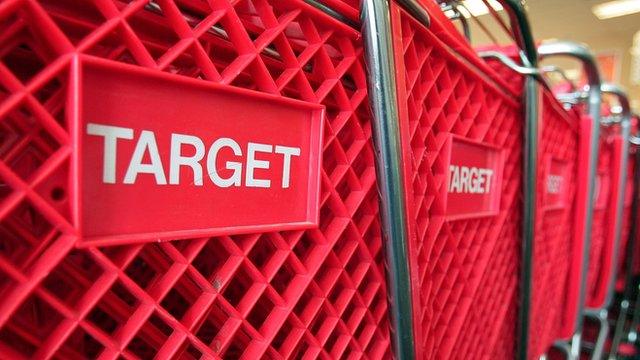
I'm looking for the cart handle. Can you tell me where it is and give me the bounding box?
[538,41,602,125]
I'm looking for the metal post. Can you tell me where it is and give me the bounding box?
[361,1,415,358]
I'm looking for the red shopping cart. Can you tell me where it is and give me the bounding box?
[580,84,632,358]
[0,0,399,358]
[362,0,542,358]
[534,43,602,359]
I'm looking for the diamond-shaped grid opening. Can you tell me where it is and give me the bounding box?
[230,233,261,252]
[221,328,250,358]
[293,231,321,265]
[86,280,139,336]
[293,288,322,326]
[1,40,48,85]
[55,326,105,359]
[271,316,301,356]
[125,1,183,61]
[246,291,276,334]
[194,300,227,347]
[234,0,269,42]
[126,332,158,359]
[175,341,203,360]
[160,273,203,321]
[192,237,231,281]
[0,200,56,270]
[248,234,279,271]
[38,0,107,45]
[85,24,145,66]
[222,266,255,307]
[125,243,172,291]
[125,312,173,359]
[0,293,63,354]
[270,257,302,298]
[0,105,62,183]
[308,304,335,344]
[41,248,103,308]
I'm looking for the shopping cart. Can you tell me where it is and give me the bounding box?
[0,0,400,358]
[362,0,540,358]
[580,84,632,359]
[518,42,602,358]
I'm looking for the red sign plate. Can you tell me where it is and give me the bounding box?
[544,157,569,211]
[73,56,324,245]
[444,135,505,220]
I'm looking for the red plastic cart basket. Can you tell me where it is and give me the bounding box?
[585,85,632,310]
[0,0,396,358]
[535,43,602,355]
[382,1,539,357]
[580,84,632,358]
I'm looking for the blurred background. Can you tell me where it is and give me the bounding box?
[456,0,640,112]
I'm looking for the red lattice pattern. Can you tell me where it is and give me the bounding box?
[0,0,393,358]
[391,6,523,359]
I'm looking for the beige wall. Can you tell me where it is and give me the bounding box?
[466,0,640,112]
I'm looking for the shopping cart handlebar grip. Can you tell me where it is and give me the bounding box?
[538,41,602,122]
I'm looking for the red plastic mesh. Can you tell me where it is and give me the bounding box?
[529,91,582,359]
[391,6,523,359]
[0,0,393,358]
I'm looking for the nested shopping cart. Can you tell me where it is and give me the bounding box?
[0,0,401,358]
[481,41,602,359]
[362,0,544,358]
[609,113,640,356]
[577,84,631,358]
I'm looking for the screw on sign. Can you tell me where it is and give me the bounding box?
[0,0,393,359]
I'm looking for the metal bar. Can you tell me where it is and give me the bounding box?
[518,66,539,360]
[541,65,577,92]
[584,309,610,360]
[478,50,539,75]
[610,299,631,359]
[538,40,602,351]
[498,0,538,66]
[361,0,415,358]
[303,0,360,29]
[396,0,431,28]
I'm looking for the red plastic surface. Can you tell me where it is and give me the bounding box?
[0,0,392,358]
[585,129,625,309]
[391,6,523,359]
